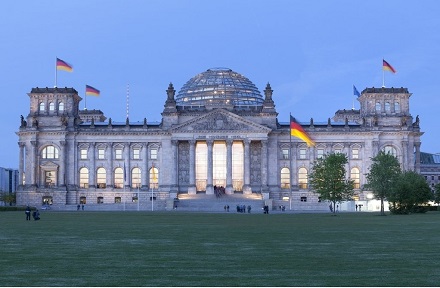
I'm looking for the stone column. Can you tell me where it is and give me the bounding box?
[243,139,252,194]
[90,143,96,188]
[188,140,196,194]
[18,142,25,186]
[142,142,148,188]
[290,142,298,189]
[30,141,37,186]
[106,143,112,187]
[59,141,66,186]
[124,142,130,188]
[414,142,421,173]
[401,140,408,171]
[170,140,179,197]
[261,140,268,193]
[226,139,233,194]
[206,140,214,194]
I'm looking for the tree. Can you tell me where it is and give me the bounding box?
[434,183,440,205]
[388,171,433,214]
[0,192,16,206]
[365,151,401,216]
[309,153,354,214]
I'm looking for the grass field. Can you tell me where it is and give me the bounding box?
[1,210,440,287]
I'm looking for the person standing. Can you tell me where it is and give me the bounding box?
[25,205,31,221]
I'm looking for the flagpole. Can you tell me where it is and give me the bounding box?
[289,113,293,211]
[84,86,87,110]
[123,163,126,211]
[382,58,385,88]
[55,57,58,88]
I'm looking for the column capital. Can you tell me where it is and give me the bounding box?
[30,141,37,147]
[18,142,26,148]
[188,140,196,146]
[206,139,214,146]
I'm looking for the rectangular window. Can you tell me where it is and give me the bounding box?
[115,148,123,160]
[150,148,158,160]
[133,148,140,160]
[300,196,307,202]
[80,149,88,160]
[98,148,105,160]
[334,149,342,154]
[282,149,289,160]
[299,148,307,159]
[352,149,359,159]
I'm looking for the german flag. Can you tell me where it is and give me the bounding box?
[290,115,315,147]
[85,85,100,97]
[383,59,396,73]
[56,58,73,72]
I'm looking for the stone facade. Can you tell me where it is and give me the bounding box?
[16,71,423,211]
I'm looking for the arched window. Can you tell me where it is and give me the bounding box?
[114,167,124,188]
[49,102,55,111]
[149,167,158,189]
[385,102,390,112]
[42,145,59,159]
[298,167,308,189]
[131,167,141,188]
[79,167,89,188]
[280,167,290,189]
[97,167,106,188]
[383,146,397,157]
[394,102,400,113]
[59,102,64,112]
[350,167,360,189]
[39,102,45,112]
[375,102,381,112]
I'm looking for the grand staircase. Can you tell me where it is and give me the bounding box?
[174,193,265,212]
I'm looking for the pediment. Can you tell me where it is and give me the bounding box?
[170,109,272,133]
[40,161,59,169]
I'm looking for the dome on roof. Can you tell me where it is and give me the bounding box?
[175,68,264,107]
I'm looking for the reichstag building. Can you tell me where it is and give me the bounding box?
[16,68,423,211]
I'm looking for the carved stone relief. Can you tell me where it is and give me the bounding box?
[178,141,190,185]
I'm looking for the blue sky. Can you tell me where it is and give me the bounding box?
[1,0,439,168]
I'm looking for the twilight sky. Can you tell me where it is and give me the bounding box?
[1,0,439,168]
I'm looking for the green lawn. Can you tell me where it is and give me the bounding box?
[1,211,440,286]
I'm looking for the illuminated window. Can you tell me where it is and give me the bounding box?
[114,167,124,188]
[39,102,45,112]
[59,102,64,112]
[351,167,360,189]
[42,146,59,159]
[298,167,308,189]
[385,102,390,112]
[131,167,141,188]
[281,167,290,189]
[49,102,55,111]
[232,141,244,191]
[196,142,207,191]
[79,167,89,188]
[317,149,324,159]
[97,167,106,188]
[213,142,226,187]
[150,167,159,189]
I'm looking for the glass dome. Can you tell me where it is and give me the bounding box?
[175,68,264,107]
